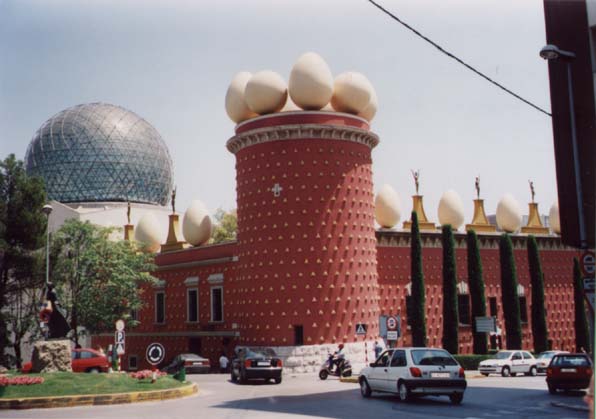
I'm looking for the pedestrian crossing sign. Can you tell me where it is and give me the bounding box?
[355,323,367,335]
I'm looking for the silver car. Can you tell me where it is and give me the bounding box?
[359,347,467,404]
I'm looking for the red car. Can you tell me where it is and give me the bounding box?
[546,353,593,394]
[22,348,110,373]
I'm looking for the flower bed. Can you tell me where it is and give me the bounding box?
[0,375,44,386]
[128,370,167,380]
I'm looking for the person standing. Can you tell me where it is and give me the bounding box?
[374,340,382,359]
[219,352,229,374]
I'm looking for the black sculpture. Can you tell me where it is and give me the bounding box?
[40,282,71,339]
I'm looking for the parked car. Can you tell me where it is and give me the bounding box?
[230,346,283,384]
[546,353,593,394]
[478,350,538,377]
[22,348,109,373]
[359,347,467,404]
[161,353,211,374]
[536,351,568,373]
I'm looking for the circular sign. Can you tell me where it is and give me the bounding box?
[146,343,165,366]
[386,316,398,331]
[115,319,125,331]
[581,250,596,277]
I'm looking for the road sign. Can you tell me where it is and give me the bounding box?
[580,251,596,277]
[114,330,125,355]
[386,316,398,331]
[387,331,398,340]
[115,319,125,332]
[475,316,497,333]
[355,323,367,335]
[146,343,165,366]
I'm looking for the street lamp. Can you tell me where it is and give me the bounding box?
[539,44,585,249]
[42,204,52,286]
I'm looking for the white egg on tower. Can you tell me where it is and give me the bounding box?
[288,52,334,110]
[375,184,401,228]
[134,213,162,252]
[225,72,258,123]
[330,72,373,114]
[183,200,213,246]
[496,194,522,233]
[244,70,288,115]
[437,190,465,230]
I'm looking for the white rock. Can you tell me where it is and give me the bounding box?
[244,70,288,114]
[549,202,560,234]
[225,72,258,123]
[134,213,162,252]
[358,84,378,121]
[375,184,401,228]
[330,72,372,114]
[496,194,522,233]
[438,189,465,230]
[289,52,334,110]
[182,200,212,246]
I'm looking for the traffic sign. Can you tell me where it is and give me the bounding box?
[115,319,125,331]
[387,331,398,340]
[355,323,367,335]
[475,316,497,333]
[580,250,596,277]
[386,316,398,331]
[146,343,165,366]
[114,330,125,355]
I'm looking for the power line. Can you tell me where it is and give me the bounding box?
[366,0,552,117]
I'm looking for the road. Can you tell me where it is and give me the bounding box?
[0,373,589,419]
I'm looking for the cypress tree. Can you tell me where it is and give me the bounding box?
[467,230,488,354]
[527,235,548,353]
[410,211,427,347]
[499,234,522,349]
[441,225,459,354]
[573,258,590,353]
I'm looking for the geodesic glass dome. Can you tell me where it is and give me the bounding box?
[25,103,173,205]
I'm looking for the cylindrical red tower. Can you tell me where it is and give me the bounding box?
[227,111,381,347]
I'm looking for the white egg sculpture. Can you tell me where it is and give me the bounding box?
[330,72,372,114]
[225,72,258,123]
[549,202,560,234]
[183,200,212,246]
[375,184,401,228]
[496,194,522,233]
[134,213,162,252]
[358,85,378,122]
[288,52,334,110]
[438,190,465,229]
[244,70,288,115]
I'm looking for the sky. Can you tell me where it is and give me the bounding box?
[0,0,556,226]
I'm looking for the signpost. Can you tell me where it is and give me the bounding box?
[114,319,125,371]
[386,316,401,342]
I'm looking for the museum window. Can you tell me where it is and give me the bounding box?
[518,296,528,323]
[458,294,471,325]
[187,288,198,323]
[211,286,223,322]
[128,355,138,371]
[155,291,165,324]
[294,325,304,346]
[489,297,498,317]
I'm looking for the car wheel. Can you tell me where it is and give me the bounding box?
[342,369,352,378]
[501,366,511,377]
[319,370,328,380]
[274,376,282,384]
[450,392,464,405]
[481,373,489,377]
[231,371,237,382]
[359,378,372,398]
[87,368,100,373]
[527,366,537,377]
[397,381,411,402]
[548,383,557,394]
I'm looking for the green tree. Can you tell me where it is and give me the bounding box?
[572,258,590,353]
[467,230,488,354]
[499,234,522,349]
[441,225,459,354]
[0,154,47,367]
[527,235,548,353]
[211,208,237,243]
[410,211,427,347]
[51,220,156,346]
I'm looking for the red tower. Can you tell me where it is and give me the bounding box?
[227,111,381,347]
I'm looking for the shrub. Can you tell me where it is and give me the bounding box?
[467,230,488,354]
[410,211,427,347]
[441,225,459,354]
[527,235,548,353]
[453,355,492,370]
[499,234,522,349]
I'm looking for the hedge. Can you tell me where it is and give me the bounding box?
[453,355,493,370]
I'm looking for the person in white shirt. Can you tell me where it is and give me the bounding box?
[219,352,229,373]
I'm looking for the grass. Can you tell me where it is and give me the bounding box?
[0,372,187,399]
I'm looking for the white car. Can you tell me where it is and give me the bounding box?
[535,350,568,373]
[478,350,538,377]
[359,347,467,404]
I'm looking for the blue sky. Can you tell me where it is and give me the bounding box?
[0,0,555,225]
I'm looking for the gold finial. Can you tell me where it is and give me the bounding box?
[475,176,480,199]
[411,169,420,195]
[126,201,131,224]
[529,180,535,203]
[171,186,177,214]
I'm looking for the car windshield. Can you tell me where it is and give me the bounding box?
[552,355,591,367]
[537,352,555,359]
[411,349,457,366]
[495,351,513,359]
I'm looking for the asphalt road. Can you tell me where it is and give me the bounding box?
[0,373,589,419]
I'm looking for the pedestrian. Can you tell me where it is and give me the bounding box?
[219,352,229,374]
[374,340,382,359]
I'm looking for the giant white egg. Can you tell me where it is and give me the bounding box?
[358,84,378,122]
[330,72,372,114]
[183,200,212,246]
[549,202,560,234]
[375,184,401,228]
[134,213,162,252]
[244,70,288,115]
[438,190,465,229]
[289,52,334,110]
[496,194,522,233]
[225,72,258,123]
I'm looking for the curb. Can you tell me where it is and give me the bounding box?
[0,382,197,410]
[550,401,589,413]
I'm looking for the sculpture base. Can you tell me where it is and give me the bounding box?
[521,226,550,235]
[465,223,497,233]
[161,241,186,252]
[403,221,436,231]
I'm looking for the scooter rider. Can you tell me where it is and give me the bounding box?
[330,343,345,373]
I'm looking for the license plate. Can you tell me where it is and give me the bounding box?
[431,372,450,378]
[193,362,203,365]
[257,361,271,367]
[561,368,577,373]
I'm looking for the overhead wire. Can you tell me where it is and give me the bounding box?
[366,0,552,117]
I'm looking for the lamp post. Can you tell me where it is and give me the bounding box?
[42,204,53,286]
[539,44,585,249]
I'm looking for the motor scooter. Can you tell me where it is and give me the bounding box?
[318,353,352,380]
